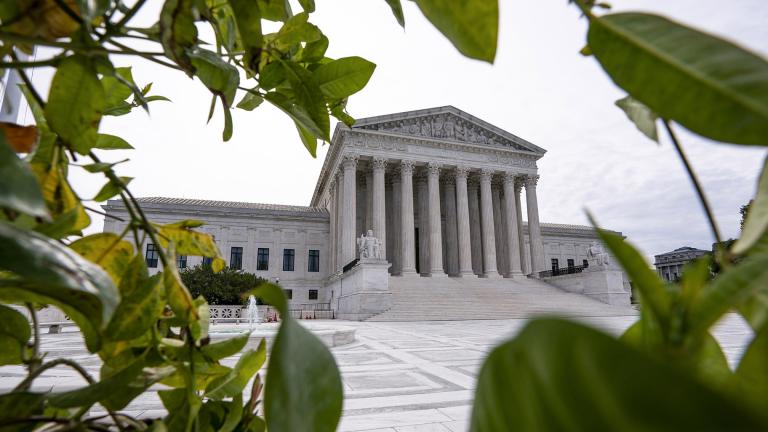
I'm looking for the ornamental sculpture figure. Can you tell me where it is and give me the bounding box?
[357,229,382,259]
[587,241,610,267]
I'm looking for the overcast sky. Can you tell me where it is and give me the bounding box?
[21,0,768,260]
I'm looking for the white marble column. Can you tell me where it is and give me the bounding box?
[391,170,402,274]
[328,178,337,274]
[442,177,459,276]
[480,169,500,278]
[341,155,358,266]
[335,172,344,272]
[416,175,430,275]
[503,173,524,278]
[468,179,483,276]
[514,178,528,274]
[492,185,506,276]
[454,167,475,277]
[525,175,545,275]
[427,163,446,276]
[400,161,417,276]
[372,157,387,260]
[365,170,373,231]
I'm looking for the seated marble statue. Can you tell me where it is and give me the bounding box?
[357,230,382,260]
[587,241,610,267]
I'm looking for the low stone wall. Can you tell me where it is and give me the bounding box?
[545,268,631,306]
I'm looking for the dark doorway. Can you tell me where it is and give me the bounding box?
[415,228,420,274]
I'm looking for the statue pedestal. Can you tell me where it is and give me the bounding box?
[333,259,393,321]
[547,265,631,306]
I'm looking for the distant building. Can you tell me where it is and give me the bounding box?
[654,247,710,282]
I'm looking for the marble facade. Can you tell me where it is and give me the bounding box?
[103,106,629,311]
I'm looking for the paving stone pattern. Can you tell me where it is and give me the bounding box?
[0,314,753,431]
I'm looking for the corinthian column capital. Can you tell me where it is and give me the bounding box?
[372,157,387,171]
[480,168,495,183]
[503,172,517,185]
[341,154,359,170]
[455,166,470,180]
[400,160,415,174]
[427,162,442,176]
[525,174,540,188]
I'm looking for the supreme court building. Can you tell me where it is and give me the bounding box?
[104,107,630,315]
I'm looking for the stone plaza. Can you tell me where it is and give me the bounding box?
[0,313,753,431]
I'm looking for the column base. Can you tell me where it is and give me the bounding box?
[397,270,420,278]
[456,271,478,278]
[424,272,449,278]
[481,271,502,279]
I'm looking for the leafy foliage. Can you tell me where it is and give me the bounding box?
[181,265,267,305]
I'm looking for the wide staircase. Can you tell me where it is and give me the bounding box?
[366,276,636,321]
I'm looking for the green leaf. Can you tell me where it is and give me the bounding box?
[258,0,291,21]
[19,84,58,165]
[690,254,768,334]
[384,0,405,27]
[190,296,210,341]
[101,67,136,108]
[201,332,251,360]
[159,0,198,72]
[0,304,31,365]
[470,318,768,431]
[615,95,659,142]
[736,324,768,408]
[0,392,45,429]
[229,0,263,73]
[269,61,330,141]
[48,357,145,409]
[205,340,266,399]
[236,92,264,111]
[0,131,49,218]
[106,273,163,341]
[587,13,768,145]
[160,388,202,432]
[312,56,376,100]
[298,34,329,62]
[734,157,768,254]
[295,121,317,158]
[298,0,314,13]
[163,244,199,324]
[45,56,106,154]
[93,176,133,202]
[413,0,498,63]
[252,283,343,432]
[69,233,135,285]
[589,214,670,334]
[0,221,119,351]
[273,12,321,49]
[95,133,134,150]
[157,223,223,259]
[222,102,233,141]
[188,48,240,107]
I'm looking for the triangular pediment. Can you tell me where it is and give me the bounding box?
[351,106,545,154]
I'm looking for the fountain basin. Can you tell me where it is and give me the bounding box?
[208,321,356,350]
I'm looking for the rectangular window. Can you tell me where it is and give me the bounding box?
[551,258,559,271]
[177,255,187,269]
[567,259,575,269]
[230,247,243,270]
[308,289,318,300]
[583,259,588,268]
[308,249,320,272]
[283,248,295,271]
[202,256,213,267]
[145,243,159,268]
[285,289,293,300]
[257,248,269,271]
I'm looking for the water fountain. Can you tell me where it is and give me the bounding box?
[246,295,260,330]
[206,296,356,349]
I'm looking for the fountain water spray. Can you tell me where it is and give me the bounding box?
[246,295,260,330]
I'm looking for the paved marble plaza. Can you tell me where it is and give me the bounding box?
[0,313,753,431]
